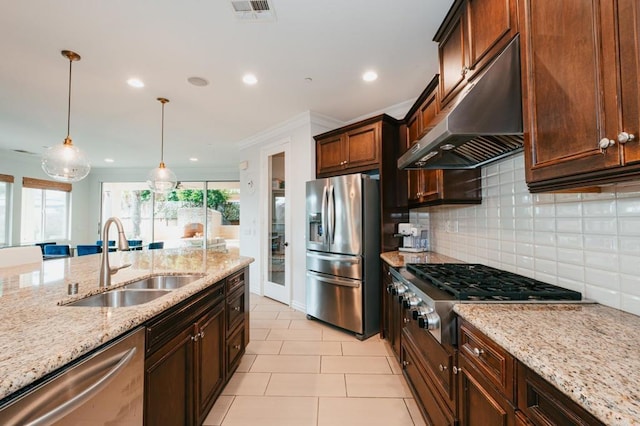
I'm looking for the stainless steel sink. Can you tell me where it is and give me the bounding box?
[123,274,203,290]
[66,289,172,307]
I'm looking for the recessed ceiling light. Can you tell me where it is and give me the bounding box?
[189,157,199,162]
[243,73,258,85]
[104,158,114,163]
[362,71,378,82]
[187,77,209,87]
[127,78,144,88]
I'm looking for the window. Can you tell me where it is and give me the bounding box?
[0,174,13,247]
[20,177,71,244]
[101,181,240,249]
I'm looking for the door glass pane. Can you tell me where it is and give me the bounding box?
[153,182,206,249]
[101,183,153,244]
[205,182,240,251]
[43,190,68,240]
[269,152,285,285]
[20,188,43,243]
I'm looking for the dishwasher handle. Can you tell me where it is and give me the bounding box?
[25,346,137,426]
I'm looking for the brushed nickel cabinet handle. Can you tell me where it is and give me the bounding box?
[473,347,484,357]
[618,132,636,144]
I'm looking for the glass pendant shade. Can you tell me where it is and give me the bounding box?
[42,137,91,183]
[148,97,177,193]
[147,162,177,193]
[42,50,91,183]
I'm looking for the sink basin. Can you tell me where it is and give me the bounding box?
[123,274,203,290]
[66,289,172,307]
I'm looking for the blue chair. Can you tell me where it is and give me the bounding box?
[76,245,102,256]
[43,244,71,257]
[148,242,164,250]
[35,242,56,254]
[96,240,116,247]
[127,240,143,251]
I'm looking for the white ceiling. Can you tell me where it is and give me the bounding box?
[0,0,453,170]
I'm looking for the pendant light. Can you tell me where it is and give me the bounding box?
[147,97,177,193]
[41,50,91,182]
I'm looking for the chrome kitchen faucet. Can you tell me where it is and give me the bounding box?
[99,217,131,287]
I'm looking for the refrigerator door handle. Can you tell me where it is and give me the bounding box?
[328,184,335,245]
[321,185,328,245]
[306,271,361,288]
[306,252,361,264]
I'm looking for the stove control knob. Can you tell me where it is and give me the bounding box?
[412,305,434,320]
[403,296,421,309]
[386,284,394,294]
[393,283,408,296]
[418,312,440,330]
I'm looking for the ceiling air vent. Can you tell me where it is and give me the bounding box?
[231,0,276,21]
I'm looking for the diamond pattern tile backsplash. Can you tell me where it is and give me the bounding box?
[410,152,640,316]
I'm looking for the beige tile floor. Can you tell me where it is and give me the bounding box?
[203,293,426,426]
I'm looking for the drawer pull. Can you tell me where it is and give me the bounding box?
[453,366,461,375]
[200,331,205,339]
[439,364,447,372]
[403,318,410,323]
[402,360,410,367]
[473,347,484,357]
[233,344,241,350]
[234,306,241,312]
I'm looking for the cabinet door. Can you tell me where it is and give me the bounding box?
[145,327,194,426]
[195,302,225,425]
[439,4,468,108]
[407,170,426,205]
[458,355,516,426]
[227,325,246,376]
[344,123,380,169]
[618,0,640,165]
[406,112,420,148]
[419,91,438,137]
[317,134,345,176]
[226,287,245,335]
[520,0,620,187]
[466,0,518,77]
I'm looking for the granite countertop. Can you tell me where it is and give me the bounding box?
[0,248,253,402]
[454,303,640,425]
[380,250,462,267]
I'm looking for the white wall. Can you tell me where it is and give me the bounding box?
[412,152,640,316]
[0,150,92,246]
[238,111,344,311]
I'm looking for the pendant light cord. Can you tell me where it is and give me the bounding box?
[160,101,165,164]
[66,56,73,138]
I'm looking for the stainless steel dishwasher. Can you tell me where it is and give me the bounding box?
[0,327,144,425]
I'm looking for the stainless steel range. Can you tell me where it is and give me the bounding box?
[389,263,584,346]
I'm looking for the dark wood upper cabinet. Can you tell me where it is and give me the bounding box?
[436,0,518,110]
[316,121,382,177]
[521,0,640,191]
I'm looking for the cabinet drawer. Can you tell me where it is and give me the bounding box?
[226,326,246,376]
[459,319,515,401]
[517,362,604,426]
[226,269,245,295]
[401,342,455,426]
[226,287,245,335]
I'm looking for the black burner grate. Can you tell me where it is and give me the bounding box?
[406,263,582,301]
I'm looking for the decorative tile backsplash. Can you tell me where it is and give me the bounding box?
[411,152,640,316]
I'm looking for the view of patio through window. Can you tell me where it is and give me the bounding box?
[101,181,240,250]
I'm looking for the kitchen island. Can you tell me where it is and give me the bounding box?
[0,247,252,403]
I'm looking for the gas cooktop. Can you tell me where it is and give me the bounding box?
[405,263,582,301]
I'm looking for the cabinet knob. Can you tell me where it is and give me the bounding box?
[192,334,198,342]
[473,347,484,357]
[200,331,205,339]
[439,364,447,372]
[403,317,410,323]
[461,66,470,76]
[402,360,410,367]
[234,306,241,311]
[618,132,636,144]
[598,137,615,153]
[453,366,461,375]
[234,344,241,350]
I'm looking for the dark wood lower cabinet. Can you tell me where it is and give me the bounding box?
[458,354,516,426]
[195,302,225,425]
[145,327,194,426]
[143,267,249,426]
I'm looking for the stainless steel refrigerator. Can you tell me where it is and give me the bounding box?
[305,173,380,340]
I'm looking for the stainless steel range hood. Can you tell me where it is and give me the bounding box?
[398,35,523,170]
